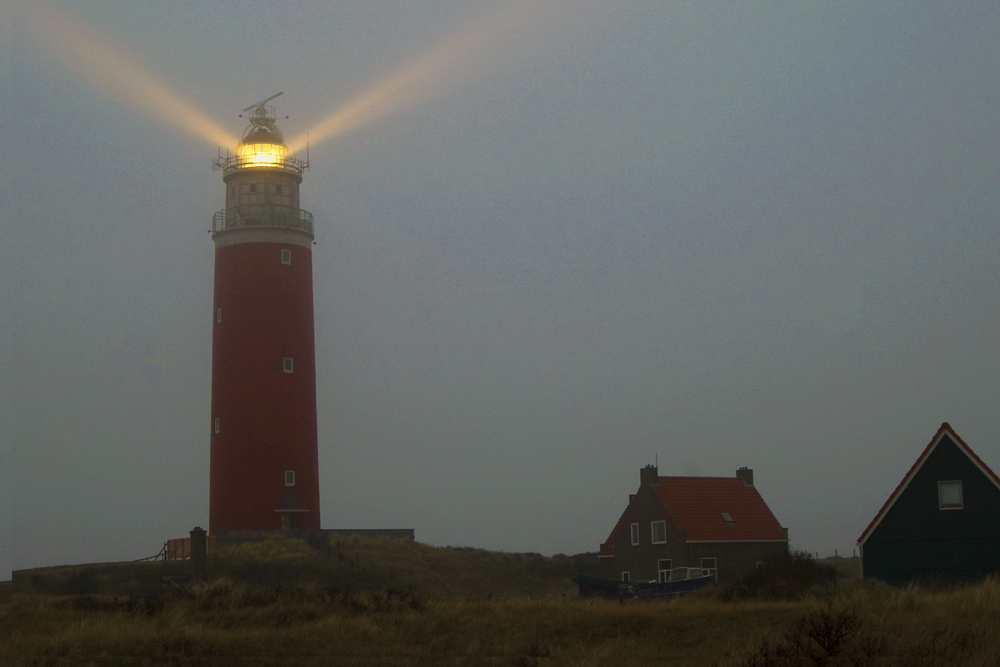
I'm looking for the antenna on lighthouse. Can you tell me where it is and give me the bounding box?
[237,92,288,145]
[242,91,283,115]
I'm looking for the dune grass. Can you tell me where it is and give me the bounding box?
[7,538,999,666]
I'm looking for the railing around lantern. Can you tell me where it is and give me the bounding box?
[212,153,308,175]
[212,204,314,235]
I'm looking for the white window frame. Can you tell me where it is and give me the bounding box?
[651,520,667,544]
[281,248,292,265]
[213,418,220,434]
[285,470,295,486]
[621,571,630,582]
[630,522,640,546]
[657,559,672,583]
[283,357,294,373]
[701,557,717,573]
[938,480,963,509]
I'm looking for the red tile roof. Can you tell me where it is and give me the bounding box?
[857,422,1000,546]
[653,476,787,542]
[601,474,786,553]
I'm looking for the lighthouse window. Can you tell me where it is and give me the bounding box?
[283,357,294,373]
[250,184,257,193]
[276,184,282,194]
[214,418,220,434]
[281,249,292,264]
[216,308,222,323]
[285,470,296,486]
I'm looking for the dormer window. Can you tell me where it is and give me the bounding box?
[938,480,963,509]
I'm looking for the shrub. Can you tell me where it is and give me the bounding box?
[716,605,887,666]
[720,550,836,601]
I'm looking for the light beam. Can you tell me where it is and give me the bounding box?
[22,3,239,149]
[287,0,613,153]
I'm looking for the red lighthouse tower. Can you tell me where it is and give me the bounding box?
[209,93,320,534]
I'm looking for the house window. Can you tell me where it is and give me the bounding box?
[285,470,295,486]
[281,249,292,264]
[658,559,672,583]
[938,480,963,509]
[701,557,717,573]
[621,571,630,582]
[213,418,220,434]
[721,511,734,524]
[283,357,293,373]
[630,523,639,546]
[651,520,667,544]
[216,307,222,324]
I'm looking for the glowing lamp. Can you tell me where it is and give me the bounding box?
[238,142,287,167]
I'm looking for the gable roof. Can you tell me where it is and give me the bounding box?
[857,422,1000,546]
[653,476,787,542]
[599,505,630,557]
[600,473,786,555]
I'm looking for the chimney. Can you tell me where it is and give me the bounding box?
[640,464,659,487]
[736,467,754,487]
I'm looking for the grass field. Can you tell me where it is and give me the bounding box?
[5,537,998,666]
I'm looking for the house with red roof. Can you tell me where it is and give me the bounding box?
[598,465,788,583]
[857,423,1000,584]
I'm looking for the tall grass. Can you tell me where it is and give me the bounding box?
[8,539,999,666]
[715,575,1000,667]
[11,586,805,666]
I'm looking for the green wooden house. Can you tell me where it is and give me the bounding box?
[858,423,1000,584]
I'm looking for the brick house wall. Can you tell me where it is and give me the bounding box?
[600,483,687,581]
[684,541,787,582]
[600,465,788,583]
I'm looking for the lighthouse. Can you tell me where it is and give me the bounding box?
[208,93,321,534]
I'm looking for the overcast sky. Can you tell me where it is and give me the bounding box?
[7,1,999,578]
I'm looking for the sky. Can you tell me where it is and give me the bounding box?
[6,0,999,578]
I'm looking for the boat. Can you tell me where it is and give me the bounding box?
[574,567,715,599]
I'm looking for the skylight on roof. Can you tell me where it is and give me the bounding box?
[721,512,734,524]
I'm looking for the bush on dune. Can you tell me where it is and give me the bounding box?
[717,550,837,602]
